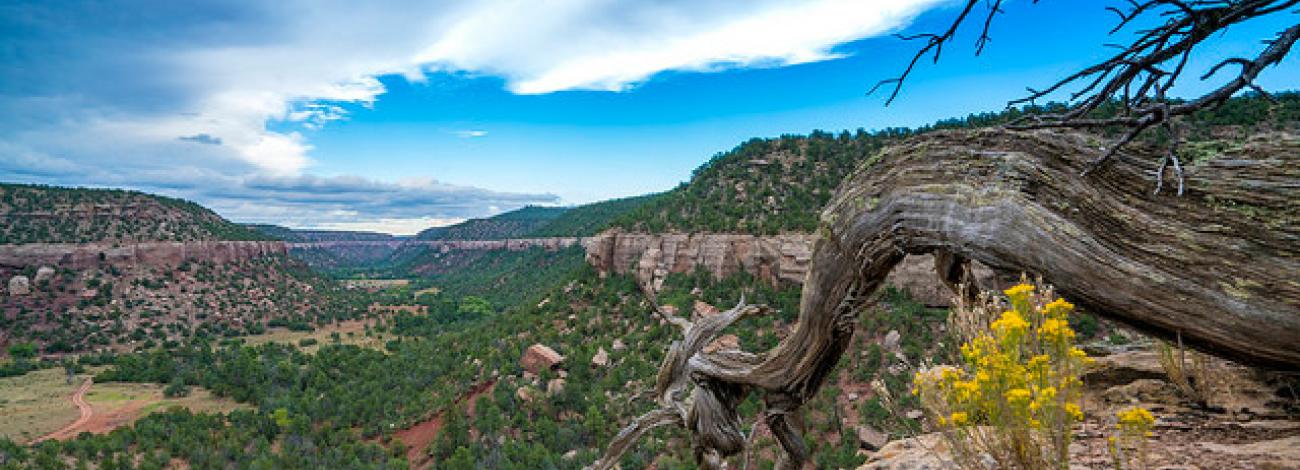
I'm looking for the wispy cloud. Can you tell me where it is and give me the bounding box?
[178,134,223,145]
[454,129,488,138]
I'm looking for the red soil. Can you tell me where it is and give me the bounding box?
[391,380,497,469]
[32,378,94,443]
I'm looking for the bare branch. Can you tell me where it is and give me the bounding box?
[875,0,1299,181]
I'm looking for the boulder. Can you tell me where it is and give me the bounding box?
[7,275,30,296]
[693,300,720,319]
[660,304,679,317]
[520,344,564,374]
[882,330,901,351]
[547,378,566,395]
[516,387,535,403]
[34,266,55,283]
[1102,378,1181,406]
[592,347,610,368]
[612,339,627,351]
[855,426,889,452]
[857,433,949,470]
[702,334,740,354]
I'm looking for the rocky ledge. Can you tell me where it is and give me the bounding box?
[0,240,288,271]
[582,230,995,305]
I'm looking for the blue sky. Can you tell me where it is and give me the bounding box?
[2,1,1297,234]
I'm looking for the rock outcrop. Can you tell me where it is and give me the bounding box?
[7,275,30,296]
[288,237,583,251]
[583,231,815,289]
[33,266,54,283]
[0,241,288,271]
[521,344,565,374]
[582,230,990,305]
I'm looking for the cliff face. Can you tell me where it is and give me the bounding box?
[288,238,582,251]
[583,231,994,306]
[583,231,815,291]
[0,241,288,271]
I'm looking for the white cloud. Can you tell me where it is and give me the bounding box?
[0,0,942,228]
[454,130,488,138]
[417,0,942,94]
[311,217,466,236]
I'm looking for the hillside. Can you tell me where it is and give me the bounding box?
[608,93,1300,235]
[0,186,375,356]
[416,205,567,240]
[0,253,370,355]
[245,224,399,242]
[0,184,271,244]
[355,197,655,282]
[527,194,659,237]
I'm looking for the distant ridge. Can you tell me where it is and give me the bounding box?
[245,224,403,242]
[0,183,271,244]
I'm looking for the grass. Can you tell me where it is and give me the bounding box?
[0,366,247,443]
[341,279,410,289]
[0,368,84,443]
[239,318,389,353]
[85,381,247,416]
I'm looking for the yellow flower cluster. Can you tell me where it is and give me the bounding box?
[1111,406,1156,467]
[914,282,1094,464]
[1117,407,1155,435]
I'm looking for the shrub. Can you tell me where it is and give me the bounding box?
[1109,406,1154,469]
[163,380,190,398]
[913,281,1093,469]
[1156,337,1227,409]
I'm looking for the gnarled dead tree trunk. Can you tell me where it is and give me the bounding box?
[594,128,1299,469]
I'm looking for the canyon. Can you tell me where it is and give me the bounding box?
[289,231,974,306]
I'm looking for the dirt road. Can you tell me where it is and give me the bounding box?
[32,378,93,443]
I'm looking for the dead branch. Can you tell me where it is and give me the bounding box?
[872,0,1300,178]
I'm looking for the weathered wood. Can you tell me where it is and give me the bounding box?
[595,128,1299,469]
[812,128,1299,369]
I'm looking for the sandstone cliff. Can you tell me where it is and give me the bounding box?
[0,241,288,271]
[583,231,815,291]
[582,230,998,306]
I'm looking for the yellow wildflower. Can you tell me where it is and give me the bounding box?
[1038,318,1074,343]
[992,310,1029,337]
[1044,298,1074,317]
[1064,403,1083,421]
[1117,407,1154,428]
[1027,354,1050,370]
[1004,283,1034,303]
[950,412,969,426]
[1005,388,1032,404]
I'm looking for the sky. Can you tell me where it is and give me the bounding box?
[1,1,1297,234]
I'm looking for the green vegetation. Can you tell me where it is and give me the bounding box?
[0,255,377,355]
[527,194,660,237]
[416,205,567,240]
[245,224,399,242]
[397,246,589,309]
[609,93,1300,235]
[0,183,273,244]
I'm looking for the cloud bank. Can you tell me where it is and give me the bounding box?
[0,0,940,232]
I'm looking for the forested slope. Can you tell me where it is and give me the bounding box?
[0,184,271,244]
[416,206,567,240]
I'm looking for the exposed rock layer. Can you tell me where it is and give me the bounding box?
[583,232,815,289]
[0,241,288,271]
[288,238,582,251]
[582,231,986,305]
